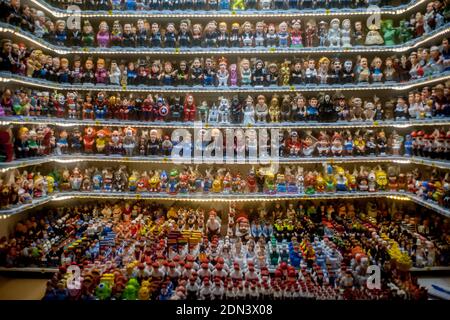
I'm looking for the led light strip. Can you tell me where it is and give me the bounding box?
[0,155,448,172]
[28,0,428,18]
[1,72,449,93]
[2,22,449,56]
[0,191,448,218]
[1,116,450,130]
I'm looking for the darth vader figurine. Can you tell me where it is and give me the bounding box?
[318,93,338,122]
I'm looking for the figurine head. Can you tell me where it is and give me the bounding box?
[164,61,173,73]
[240,58,250,70]
[83,20,92,33]
[112,20,122,32]
[318,57,330,70]
[96,58,105,69]
[206,21,217,33]
[255,21,265,32]
[330,18,340,30]
[218,57,227,70]
[52,57,60,69]
[332,59,341,71]
[268,63,278,73]
[371,57,382,69]
[278,21,288,32]
[185,94,194,106]
[85,58,94,70]
[56,20,66,32]
[255,59,264,70]
[192,58,201,68]
[60,58,69,69]
[124,23,132,33]
[166,22,175,33]
[291,19,301,31]
[256,95,266,105]
[342,19,351,30]
[99,21,108,33]
[218,22,227,33]
[360,57,368,68]
[192,24,202,35]
[151,22,159,33]
[180,20,189,32]
[137,19,145,30]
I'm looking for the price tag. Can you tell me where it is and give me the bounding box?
[123,157,129,161]
[135,194,142,199]
[108,10,113,15]
[205,123,210,129]
[289,85,295,91]
[95,120,100,125]
[122,85,127,91]
[325,9,330,15]
[82,47,89,52]
[163,157,168,163]
[269,48,276,53]
[231,11,236,15]
[247,123,253,128]
[175,48,180,54]
[373,121,379,126]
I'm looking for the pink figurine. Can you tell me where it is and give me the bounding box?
[229,64,238,86]
[96,21,111,48]
[95,58,109,84]
[290,19,303,48]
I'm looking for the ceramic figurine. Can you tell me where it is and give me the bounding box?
[356,57,370,83]
[317,21,328,47]
[278,22,290,48]
[305,19,318,47]
[290,20,303,48]
[255,95,268,122]
[353,21,365,46]
[341,19,352,47]
[216,57,229,86]
[382,19,397,46]
[371,57,383,83]
[243,96,255,125]
[327,19,341,47]
[365,23,384,45]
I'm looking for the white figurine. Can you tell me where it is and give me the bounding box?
[218,97,230,123]
[341,19,352,47]
[327,19,341,47]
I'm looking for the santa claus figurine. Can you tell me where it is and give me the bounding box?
[198,262,212,280]
[186,276,199,300]
[235,213,250,242]
[230,262,243,282]
[212,278,224,300]
[245,262,260,282]
[212,263,228,281]
[199,277,212,300]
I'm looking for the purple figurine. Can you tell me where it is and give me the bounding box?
[96,21,111,48]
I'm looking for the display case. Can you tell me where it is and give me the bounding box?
[0,0,449,301]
